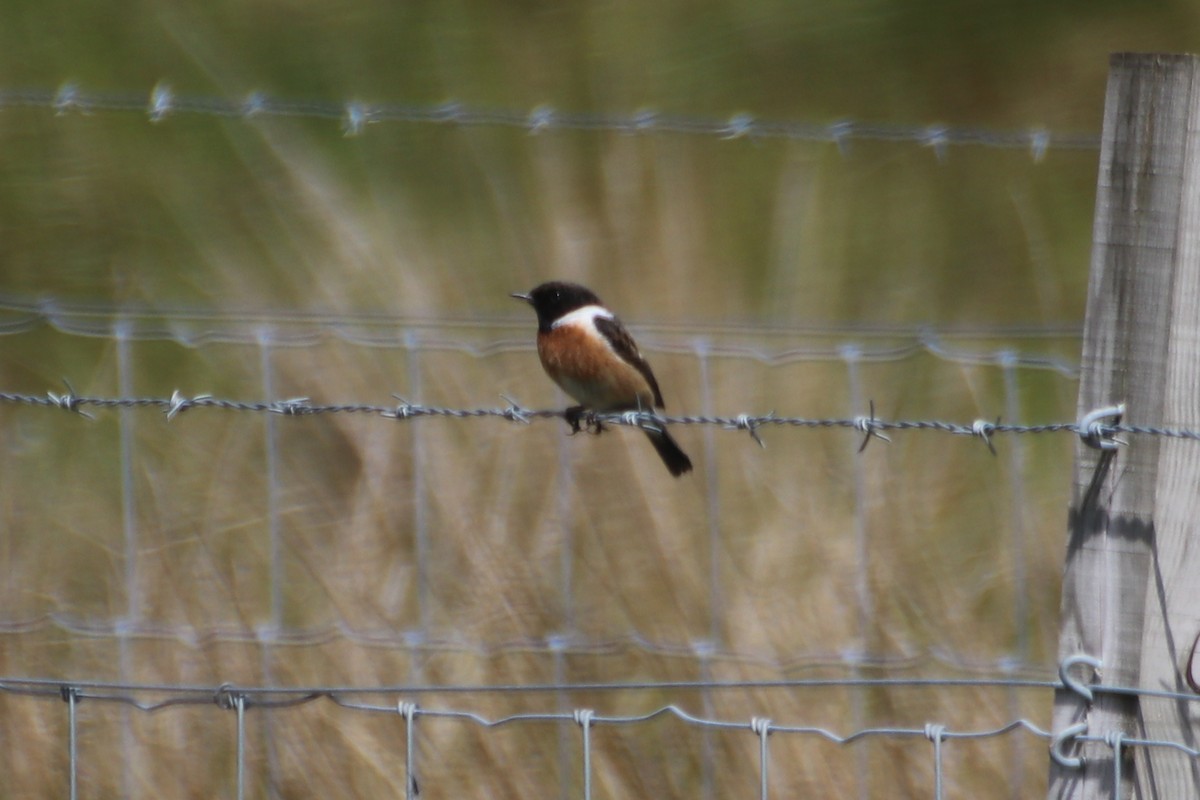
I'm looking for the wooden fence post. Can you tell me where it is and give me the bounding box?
[1049,52,1200,798]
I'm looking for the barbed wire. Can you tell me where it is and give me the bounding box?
[0,84,1100,156]
[0,390,1146,451]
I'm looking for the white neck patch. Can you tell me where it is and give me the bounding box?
[551,304,614,329]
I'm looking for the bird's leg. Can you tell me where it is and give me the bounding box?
[564,406,606,435]
[586,412,607,435]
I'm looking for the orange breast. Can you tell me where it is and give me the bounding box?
[537,326,657,411]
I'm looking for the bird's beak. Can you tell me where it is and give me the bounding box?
[510,292,532,303]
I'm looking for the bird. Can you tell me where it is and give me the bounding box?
[512,281,693,477]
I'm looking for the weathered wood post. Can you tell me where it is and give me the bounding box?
[1049,52,1200,798]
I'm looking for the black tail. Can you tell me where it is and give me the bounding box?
[645,428,693,477]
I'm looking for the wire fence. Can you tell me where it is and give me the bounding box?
[1,301,1091,797]
[0,84,1100,156]
[1,307,1085,675]
[3,661,1199,800]
[0,71,1139,800]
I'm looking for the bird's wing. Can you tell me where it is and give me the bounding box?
[595,316,666,408]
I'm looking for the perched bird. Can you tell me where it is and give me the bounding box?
[512,281,693,476]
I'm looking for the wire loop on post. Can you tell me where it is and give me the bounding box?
[1059,654,1102,702]
[1050,722,1088,770]
[1051,654,1102,770]
[1077,404,1125,451]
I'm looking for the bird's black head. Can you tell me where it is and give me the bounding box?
[512,281,603,330]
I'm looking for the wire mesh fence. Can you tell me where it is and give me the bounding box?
[0,297,1092,796]
[6,666,1200,800]
[0,301,1086,664]
[0,78,1116,798]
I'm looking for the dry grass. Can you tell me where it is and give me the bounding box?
[4,1,1189,795]
[1,312,1077,797]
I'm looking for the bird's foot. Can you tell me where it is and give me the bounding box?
[565,406,606,436]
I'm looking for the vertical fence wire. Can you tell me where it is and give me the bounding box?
[556,400,576,634]
[1001,354,1030,663]
[925,725,946,800]
[694,340,724,648]
[555,384,576,800]
[116,318,139,627]
[258,638,281,800]
[695,339,720,800]
[115,319,138,800]
[842,345,871,800]
[576,710,594,800]
[698,644,717,800]
[1110,731,1124,794]
[554,636,570,800]
[405,331,430,682]
[1000,354,1030,798]
[752,718,771,800]
[257,330,283,799]
[65,687,78,800]
[234,694,246,800]
[400,702,418,800]
[258,330,284,633]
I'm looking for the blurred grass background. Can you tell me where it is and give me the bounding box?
[1,0,1197,797]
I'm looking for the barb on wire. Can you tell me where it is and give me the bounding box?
[854,400,891,452]
[0,84,1101,153]
[726,412,770,448]
[972,417,1000,455]
[269,397,314,416]
[498,394,532,424]
[46,379,95,420]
